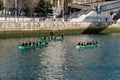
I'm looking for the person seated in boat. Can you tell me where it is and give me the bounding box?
[51,36,53,40]
[28,41,32,46]
[32,42,35,46]
[53,36,56,40]
[21,42,25,46]
[25,42,28,46]
[43,37,46,40]
[35,42,38,46]
[61,34,64,38]
[45,42,48,45]
[47,37,49,40]
[88,42,92,45]
[39,42,42,45]
[83,42,87,46]
[78,42,81,45]
[40,37,43,40]
[87,42,89,45]
[91,41,95,45]
[50,31,54,36]
[81,42,83,46]
[89,42,92,45]
[95,40,99,44]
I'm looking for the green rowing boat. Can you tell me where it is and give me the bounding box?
[37,38,64,42]
[75,44,100,49]
[18,44,48,50]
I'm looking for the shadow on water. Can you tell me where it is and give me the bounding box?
[82,22,112,34]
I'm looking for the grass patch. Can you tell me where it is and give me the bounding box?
[101,28,120,33]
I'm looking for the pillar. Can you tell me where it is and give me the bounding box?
[51,0,53,4]
[58,0,60,7]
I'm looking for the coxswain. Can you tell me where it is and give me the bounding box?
[95,40,99,44]
[45,42,48,44]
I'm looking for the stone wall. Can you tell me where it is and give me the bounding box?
[0,21,119,31]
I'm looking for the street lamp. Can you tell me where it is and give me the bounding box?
[53,7,56,21]
[68,3,72,19]
[20,12,25,21]
[62,0,64,22]
[8,11,11,21]
[15,0,17,22]
[34,13,37,21]
[5,7,7,21]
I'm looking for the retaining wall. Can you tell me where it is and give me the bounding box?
[0,21,119,31]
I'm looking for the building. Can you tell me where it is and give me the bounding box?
[50,0,64,8]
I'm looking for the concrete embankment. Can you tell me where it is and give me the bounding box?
[0,21,120,38]
[0,21,91,31]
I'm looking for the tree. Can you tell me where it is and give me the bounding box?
[0,0,4,11]
[64,0,72,7]
[22,0,39,17]
[64,0,72,14]
[36,0,52,15]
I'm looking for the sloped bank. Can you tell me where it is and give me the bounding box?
[0,22,120,38]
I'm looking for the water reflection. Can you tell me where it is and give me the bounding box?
[34,42,65,80]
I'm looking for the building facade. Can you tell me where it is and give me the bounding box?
[50,0,64,8]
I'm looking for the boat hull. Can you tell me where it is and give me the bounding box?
[75,44,100,49]
[18,44,48,50]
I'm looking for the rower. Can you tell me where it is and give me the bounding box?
[53,36,56,40]
[21,43,24,46]
[61,34,64,38]
[39,42,42,45]
[45,42,48,44]
[78,42,80,45]
[50,31,54,36]
[43,37,46,40]
[95,40,99,44]
[28,41,31,46]
[25,42,28,46]
[81,42,83,45]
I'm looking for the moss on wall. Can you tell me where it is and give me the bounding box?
[0,27,120,38]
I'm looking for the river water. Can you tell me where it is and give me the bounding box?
[0,34,120,80]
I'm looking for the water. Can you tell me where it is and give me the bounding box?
[0,34,120,80]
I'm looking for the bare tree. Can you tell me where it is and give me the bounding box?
[23,0,39,18]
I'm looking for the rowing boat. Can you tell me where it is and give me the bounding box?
[37,37,64,42]
[18,43,48,50]
[75,44,100,49]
